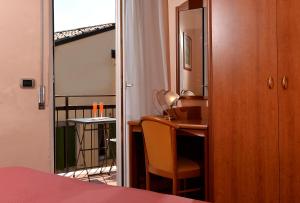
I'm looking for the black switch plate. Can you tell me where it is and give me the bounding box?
[20,79,35,88]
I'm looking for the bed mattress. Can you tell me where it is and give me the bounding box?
[0,167,206,203]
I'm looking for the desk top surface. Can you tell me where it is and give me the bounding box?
[128,117,208,130]
[68,117,116,124]
[172,119,208,130]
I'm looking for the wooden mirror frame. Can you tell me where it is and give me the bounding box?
[176,0,208,99]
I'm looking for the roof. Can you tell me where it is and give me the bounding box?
[54,23,115,46]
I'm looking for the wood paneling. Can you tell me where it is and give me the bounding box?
[210,0,279,202]
[277,0,300,202]
[189,0,203,9]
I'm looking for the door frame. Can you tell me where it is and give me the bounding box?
[50,0,126,185]
[115,0,126,186]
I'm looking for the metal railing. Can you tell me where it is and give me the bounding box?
[54,95,116,173]
[55,95,116,122]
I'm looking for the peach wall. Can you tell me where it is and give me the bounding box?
[168,0,186,92]
[168,0,209,120]
[179,9,203,95]
[0,0,53,172]
[55,30,116,97]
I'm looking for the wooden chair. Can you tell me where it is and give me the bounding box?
[141,116,201,195]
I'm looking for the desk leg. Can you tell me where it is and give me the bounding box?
[82,124,90,180]
[74,124,80,177]
[99,123,109,174]
[105,123,110,169]
[98,124,104,174]
[74,123,90,181]
[96,124,109,175]
[104,123,109,169]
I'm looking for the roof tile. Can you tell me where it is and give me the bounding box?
[54,23,115,46]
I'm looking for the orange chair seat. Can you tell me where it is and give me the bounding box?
[177,157,201,179]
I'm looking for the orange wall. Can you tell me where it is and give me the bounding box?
[0,0,53,172]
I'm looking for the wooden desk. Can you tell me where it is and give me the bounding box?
[128,118,209,200]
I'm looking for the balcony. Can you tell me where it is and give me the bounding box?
[55,94,116,185]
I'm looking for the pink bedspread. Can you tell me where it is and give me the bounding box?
[0,167,206,203]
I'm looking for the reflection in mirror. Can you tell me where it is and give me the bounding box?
[177,5,208,97]
[180,89,195,96]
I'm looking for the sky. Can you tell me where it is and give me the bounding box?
[54,0,115,32]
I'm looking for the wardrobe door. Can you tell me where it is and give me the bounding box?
[210,0,279,202]
[277,1,300,202]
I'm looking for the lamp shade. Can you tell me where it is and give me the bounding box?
[155,89,180,115]
[164,90,180,107]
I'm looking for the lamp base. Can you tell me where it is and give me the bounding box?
[163,109,177,120]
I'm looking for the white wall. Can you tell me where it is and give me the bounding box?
[0,0,53,172]
[55,30,116,105]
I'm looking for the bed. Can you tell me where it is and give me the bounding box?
[0,167,206,203]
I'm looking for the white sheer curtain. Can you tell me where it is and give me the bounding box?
[124,0,170,121]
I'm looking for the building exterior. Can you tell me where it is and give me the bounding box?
[54,24,116,107]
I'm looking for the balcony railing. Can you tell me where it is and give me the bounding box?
[55,94,116,122]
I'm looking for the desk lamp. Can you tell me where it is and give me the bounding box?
[156,90,180,120]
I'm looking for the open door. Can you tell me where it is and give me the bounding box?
[53,0,125,186]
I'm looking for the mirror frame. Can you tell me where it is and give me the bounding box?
[176,0,207,99]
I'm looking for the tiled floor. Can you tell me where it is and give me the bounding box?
[58,166,117,186]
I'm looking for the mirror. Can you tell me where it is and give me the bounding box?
[177,1,208,97]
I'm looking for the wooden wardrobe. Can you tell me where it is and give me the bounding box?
[209,0,300,202]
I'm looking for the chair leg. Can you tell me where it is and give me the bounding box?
[183,179,187,197]
[172,178,177,195]
[146,171,151,191]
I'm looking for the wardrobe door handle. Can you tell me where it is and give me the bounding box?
[282,76,288,89]
[267,76,275,89]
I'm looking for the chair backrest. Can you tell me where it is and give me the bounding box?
[141,116,178,175]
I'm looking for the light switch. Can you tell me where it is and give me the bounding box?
[20,79,35,88]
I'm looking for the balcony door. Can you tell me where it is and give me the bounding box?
[53,0,125,185]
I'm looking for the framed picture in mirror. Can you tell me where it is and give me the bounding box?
[183,32,192,71]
